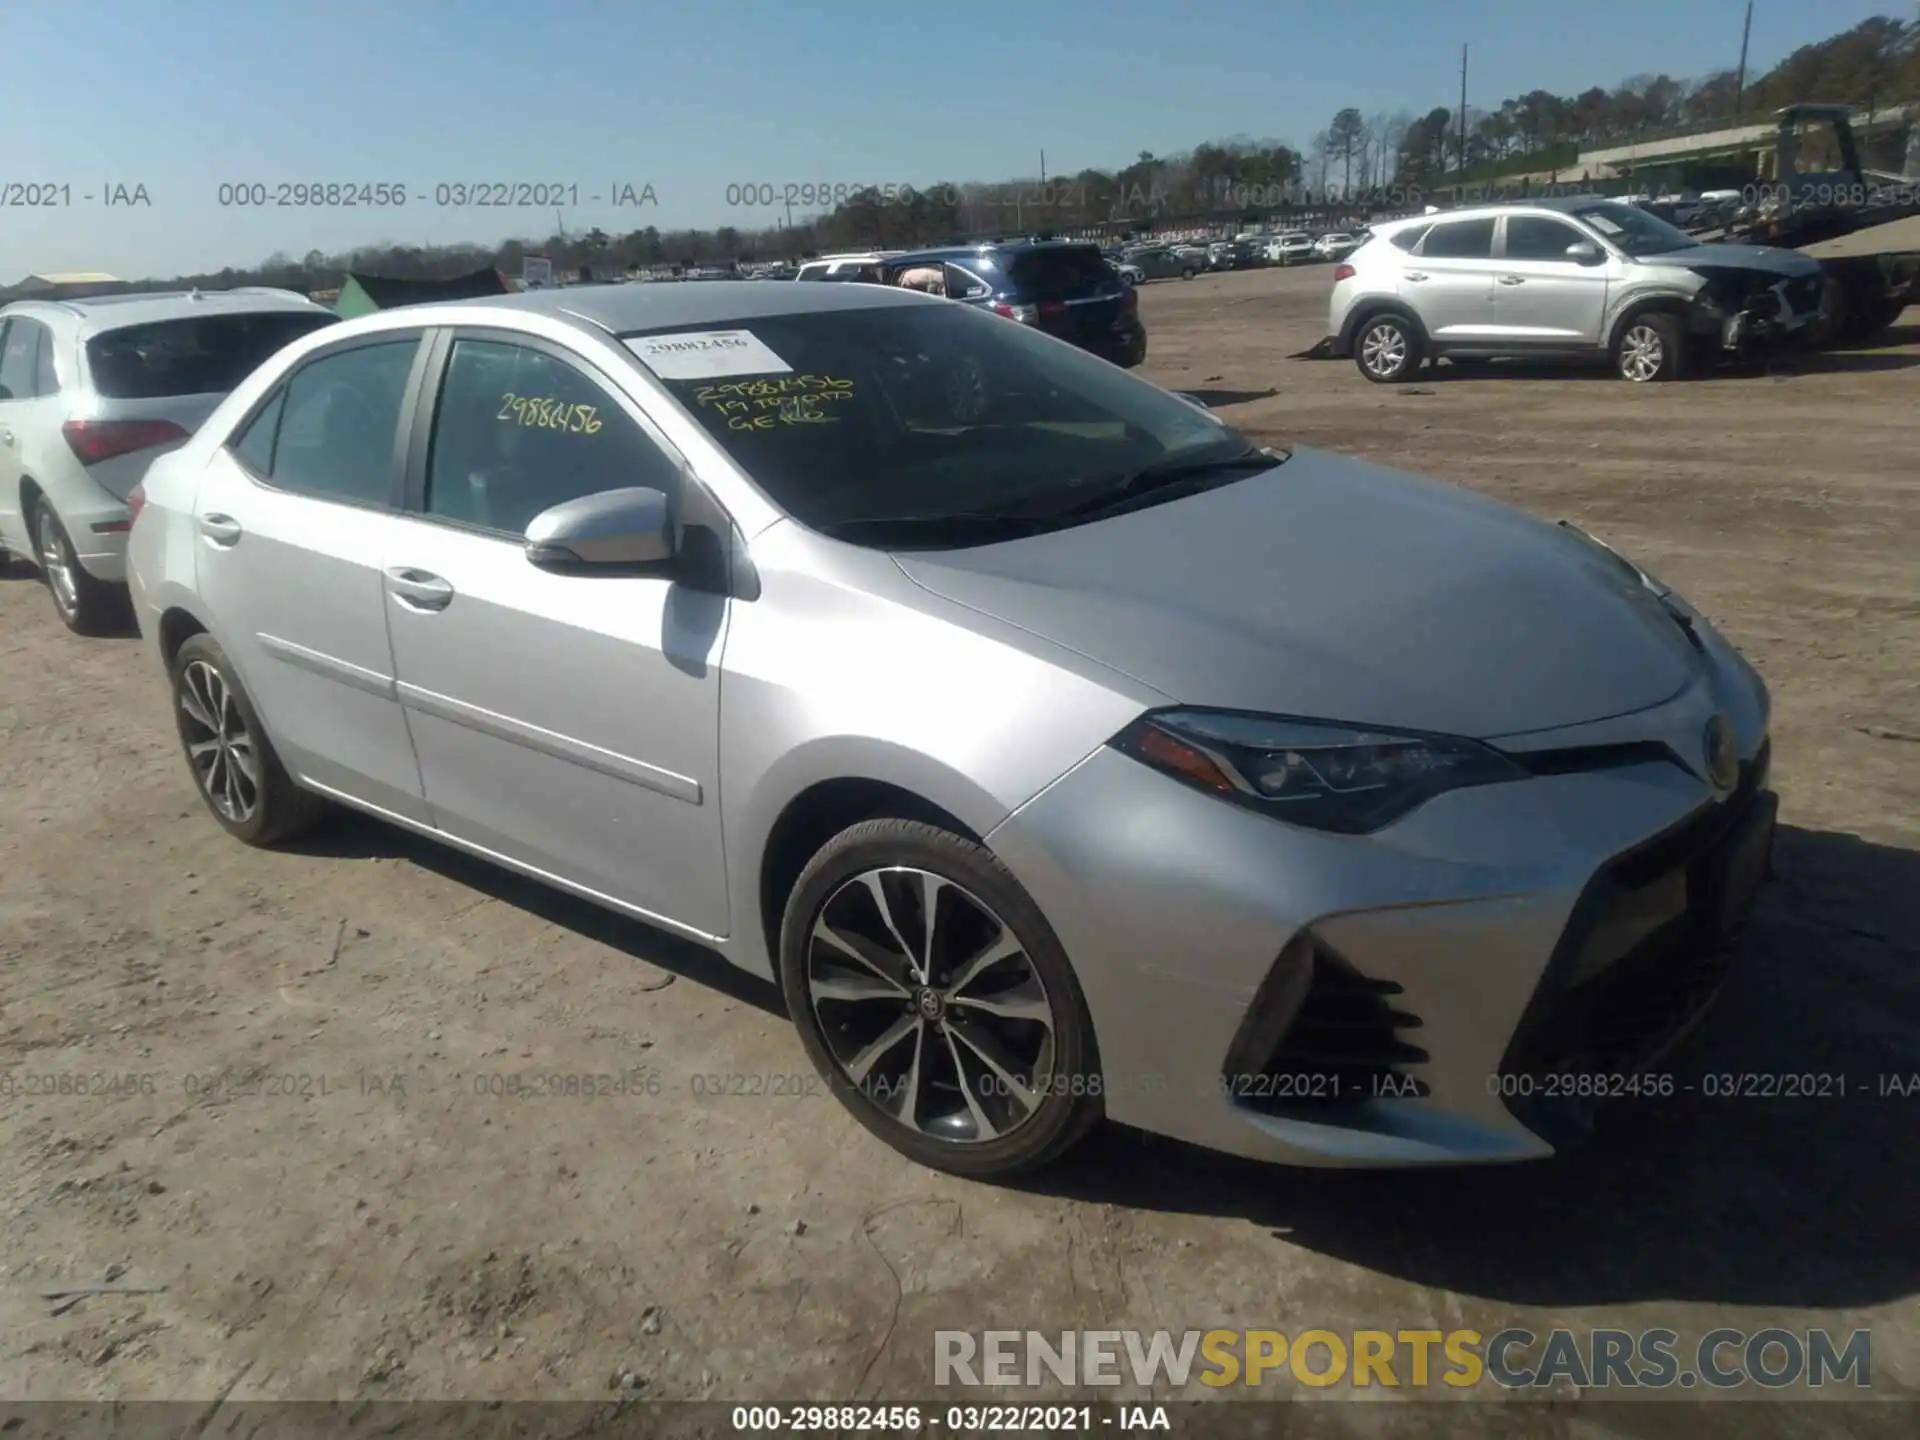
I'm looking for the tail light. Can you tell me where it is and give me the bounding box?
[125,482,148,527]
[63,418,189,466]
[1333,263,1357,282]
[1122,286,1139,313]
[990,302,1039,324]
[1038,300,1068,318]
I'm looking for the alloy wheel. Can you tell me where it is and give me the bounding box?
[1361,322,1408,378]
[806,866,1056,1144]
[1619,324,1665,381]
[36,509,78,619]
[178,659,260,823]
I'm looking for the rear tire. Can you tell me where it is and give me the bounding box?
[31,501,123,635]
[170,633,326,847]
[1182,267,1195,280]
[1353,313,1423,383]
[779,818,1102,1179]
[1613,312,1685,382]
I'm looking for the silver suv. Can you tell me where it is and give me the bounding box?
[1324,197,1827,384]
[0,289,337,632]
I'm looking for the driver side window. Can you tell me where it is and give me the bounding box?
[423,338,681,537]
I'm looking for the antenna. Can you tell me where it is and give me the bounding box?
[1733,1,1754,117]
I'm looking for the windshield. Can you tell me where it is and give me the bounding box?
[625,301,1264,546]
[1569,201,1696,256]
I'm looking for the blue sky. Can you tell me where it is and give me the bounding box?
[3,0,1900,280]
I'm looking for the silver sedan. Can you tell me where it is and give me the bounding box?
[125,280,1776,1177]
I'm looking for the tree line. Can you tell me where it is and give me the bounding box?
[18,14,1917,296]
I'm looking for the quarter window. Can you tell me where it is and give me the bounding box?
[0,319,46,400]
[424,339,681,536]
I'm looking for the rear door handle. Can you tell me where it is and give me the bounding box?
[1403,272,1429,282]
[1,429,14,446]
[385,567,454,612]
[198,513,242,546]
[1498,275,1526,286]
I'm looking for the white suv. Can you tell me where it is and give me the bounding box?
[0,289,338,632]
[793,252,903,283]
[1323,197,1827,385]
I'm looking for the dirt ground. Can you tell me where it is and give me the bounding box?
[2,265,1916,1429]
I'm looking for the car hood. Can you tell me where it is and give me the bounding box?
[893,448,1702,738]
[1640,243,1820,278]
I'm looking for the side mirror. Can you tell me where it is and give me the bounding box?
[1566,240,1605,266]
[524,486,679,571]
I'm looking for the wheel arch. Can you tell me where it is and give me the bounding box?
[1606,292,1694,352]
[1340,300,1429,353]
[750,755,1005,981]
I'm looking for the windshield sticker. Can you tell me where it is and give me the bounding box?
[625,329,791,379]
[497,394,603,433]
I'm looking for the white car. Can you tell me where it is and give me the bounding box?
[1312,233,1360,262]
[793,252,904,283]
[1266,233,1314,264]
[0,289,338,633]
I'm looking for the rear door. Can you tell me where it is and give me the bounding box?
[192,333,433,822]
[1405,217,1500,340]
[1005,245,1128,348]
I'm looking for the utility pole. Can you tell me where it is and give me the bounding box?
[1734,1,1754,116]
[1457,45,1469,178]
[1040,149,1047,185]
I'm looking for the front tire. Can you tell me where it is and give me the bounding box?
[32,501,122,635]
[170,633,325,846]
[779,819,1101,1178]
[1354,313,1423,383]
[1613,312,1685,382]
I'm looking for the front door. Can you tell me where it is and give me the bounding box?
[1491,215,1612,344]
[192,334,432,822]
[382,331,731,939]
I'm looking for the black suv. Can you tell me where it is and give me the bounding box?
[879,241,1146,368]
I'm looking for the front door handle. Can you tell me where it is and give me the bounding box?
[1497,275,1527,285]
[385,567,454,612]
[0,429,14,446]
[198,513,242,546]
[1403,271,1429,282]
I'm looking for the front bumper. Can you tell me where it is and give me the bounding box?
[1691,271,1827,355]
[986,665,1773,1168]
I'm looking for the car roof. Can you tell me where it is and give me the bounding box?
[884,239,1100,267]
[325,278,936,339]
[1,288,329,334]
[1400,194,1617,226]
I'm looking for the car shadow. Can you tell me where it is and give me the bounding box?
[1019,822,1920,1310]
[279,807,788,1019]
[1184,388,1280,408]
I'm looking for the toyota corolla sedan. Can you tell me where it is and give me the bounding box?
[125,281,1776,1178]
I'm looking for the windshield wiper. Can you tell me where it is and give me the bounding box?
[1058,444,1284,519]
[814,511,1061,545]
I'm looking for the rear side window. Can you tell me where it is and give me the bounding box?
[0,318,47,400]
[85,311,339,400]
[1420,219,1496,259]
[1390,225,1432,251]
[1006,246,1112,295]
[244,339,418,506]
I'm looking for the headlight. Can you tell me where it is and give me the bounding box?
[1110,710,1527,835]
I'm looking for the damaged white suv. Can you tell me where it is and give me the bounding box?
[1322,197,1828,383]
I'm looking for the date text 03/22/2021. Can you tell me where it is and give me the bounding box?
[728,1404,1171,1432]
[211,182,658,209]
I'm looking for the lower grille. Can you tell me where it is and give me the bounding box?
[1498,750,1776,1144]
[1221,935,1429,1115]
